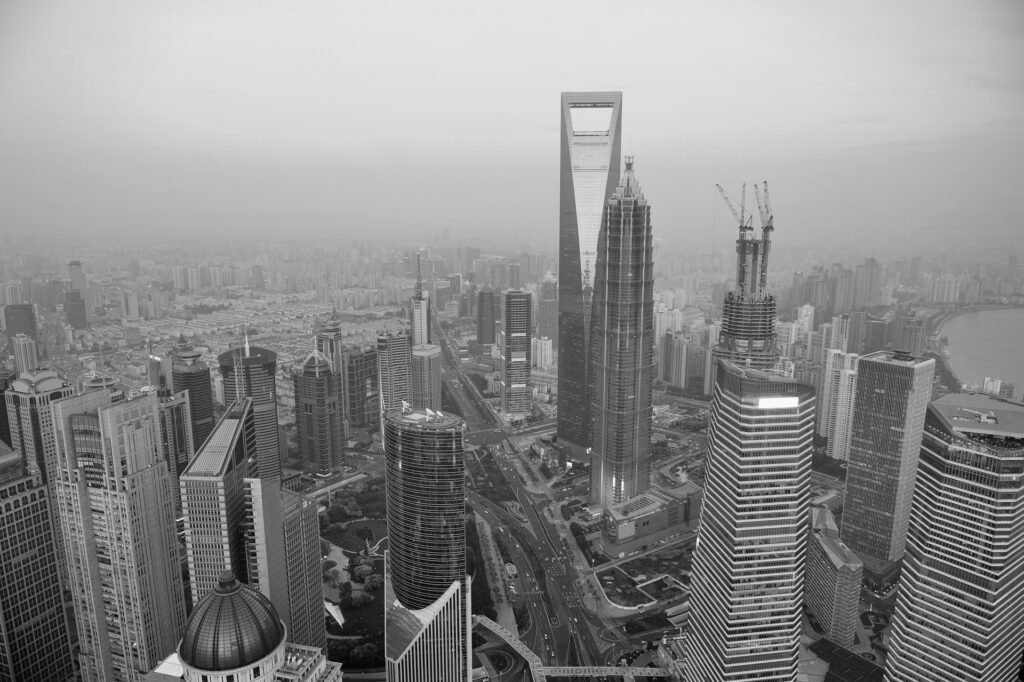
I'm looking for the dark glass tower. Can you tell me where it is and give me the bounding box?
[173,348,214,452]
[218,342,281,482]
[588,158,654,506]
[557,91,622,455]
[2,303,37,341]
[476,289,496,345]
[292,351,343,476]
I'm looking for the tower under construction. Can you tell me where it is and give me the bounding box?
[706,182,780,395]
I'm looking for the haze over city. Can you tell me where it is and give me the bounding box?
[2,0,1023,251]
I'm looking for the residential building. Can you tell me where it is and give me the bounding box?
[377,331,412,414]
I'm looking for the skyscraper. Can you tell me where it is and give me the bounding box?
[817,349,859,457]
[12,333,38,373]
[180,399,326,650]
[383,407,470,681]
[218,342,281,482]
[707,187,779,396]
[152,387,194,479]
[557,91,622,455]
[411,344,442,411]
[2,303,37,340]
[0,445,75,682]
[804,505,862,648]
[377,331,412,413]
[67,259,86,294]
[886,394,1024,682]
[840,350,934,582]
[538,278,558,346]
[293,349,344,476]
[52,391,186,681]
[341,345,378,429]
[5,368,74,483]
[64,290,87,330]
[685,364,814,682]
[411,253,432,346]
[476,289,496,345]
[588,157,654,506]
[172,347,215,451]
[500,290,532,419]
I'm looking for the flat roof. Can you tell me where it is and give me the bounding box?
[932,393,1024,439]
[182,415,243,477]
[384,407,464,430]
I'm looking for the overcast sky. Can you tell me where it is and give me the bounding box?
[1,0,1022,256]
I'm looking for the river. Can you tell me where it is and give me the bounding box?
[940,308,1024,396]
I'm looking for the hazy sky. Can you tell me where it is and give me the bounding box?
[1,1,1022,255]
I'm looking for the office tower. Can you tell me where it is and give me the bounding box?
[805,506,862,648]
[251,264,265,291]
[5,368,74,482]
[67,259,86,293]
[557,91,622,455]
[12,333,38,373]
[685,364,814,682]
[377,331,412,413]
[0,445,75,682]
[707,186,779,396]
[218,342,281,482]
[316,318,346,374]
[65,290,88,329]
[171,572,342,682]
[588,157,654,506]
[411,254,431,346]
[840,350,934,581]
[538,278,558,346]
[173,348,215,450]
[3,303,37,340]
[500,290,532,419]
[383,407,471,681]
[886,394,1024,682]
[52,391,186,681]
[293,350,344,477]
[476,289,496,344]
[180,400,325,650]
[150,388,194,479]
[341,346,378,429]
[411,344,442,410]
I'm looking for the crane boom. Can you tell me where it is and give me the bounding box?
[716,184,753,231]
[716,184,742,226]
[754,184,767,228]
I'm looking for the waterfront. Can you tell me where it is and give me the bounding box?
[939,308,1024,397]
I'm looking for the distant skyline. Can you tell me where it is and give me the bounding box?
[1,1,1022,252]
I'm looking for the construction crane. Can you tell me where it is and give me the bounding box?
[754,180,774,293]
[715,183,754,234]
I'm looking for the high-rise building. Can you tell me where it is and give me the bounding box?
[377,331,412,414]
[12,333,38,373]
[500,290,532,419]
[5,368,74,483]
[293,350,344,476]
[537,278,558,346]
[0,445,75,682]
[64,290,88,330]
[804,505,862,648]
[588,157,654,506]
[817,349,859,456]
[3,303,37,340]
[685,364,814,682]
[476,289,496,345]
[383,407,470,681]
[172,348,214,451]
[251,264,265,291]
[52,391,186,681]
[557,91,622,455]
[411,344,442,411]
[411,254,432,346]
[706,190,779,396]
[180,400,326,651]
[151,387,195,479]
[840,350,934,581]
[341,346,378,430]
[218,342,281,482]
[67,259,86,294]
[886,394,1024,682]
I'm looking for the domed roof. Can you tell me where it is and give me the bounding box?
[179,572,285,672]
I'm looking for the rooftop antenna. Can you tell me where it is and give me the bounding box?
[243,319,251,358]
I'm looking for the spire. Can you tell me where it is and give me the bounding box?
[244,322,251,358]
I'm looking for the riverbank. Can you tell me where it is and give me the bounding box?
[931,305,1024,394]
[927,352,962,394]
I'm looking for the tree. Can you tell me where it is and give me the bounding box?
[350,592,374,608]
[347,642,380,668]
[353,564,374,582]
[364,574,384,591]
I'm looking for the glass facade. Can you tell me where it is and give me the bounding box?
[557,91,622,453]
[218,346,280,482]
[589,159,654,506]
[501,290,533,417]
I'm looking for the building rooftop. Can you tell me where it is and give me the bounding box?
[181,400,250,478]
[384,406,465,430]
[931,392,1024,440]
[811,506,862,571]
[860,349,931,367]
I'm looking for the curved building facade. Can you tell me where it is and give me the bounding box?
[383,407,469,681]
[218,345,280,482]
